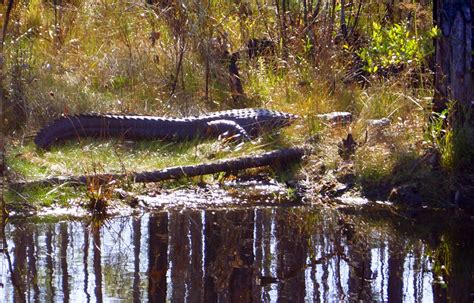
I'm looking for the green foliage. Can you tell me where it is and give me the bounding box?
[354,147,392,187]
[110,75,129,90]
[5,185,78,209]
[246,57,284,102]
[425,103,474,176]
[358,22,438,73]
[357,83,402,119]
[24,0,43,30]
[425,107,452,168]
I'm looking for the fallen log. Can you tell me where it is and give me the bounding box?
[9,147,305,190]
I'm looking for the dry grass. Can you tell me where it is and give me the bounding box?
[4,0,453,207]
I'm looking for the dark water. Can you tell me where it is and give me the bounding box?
[1,206,473,302]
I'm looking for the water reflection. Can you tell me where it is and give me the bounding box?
[1,207,473,302]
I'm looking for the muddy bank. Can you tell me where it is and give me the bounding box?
[5,175,302,219]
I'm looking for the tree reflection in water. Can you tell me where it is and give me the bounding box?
[45,224,55,301]
[82,223,91,302]
[60,222,70,303]
[132,217,141,303]
[92,221,102,303]
[188,210,203,302]
[0,207,473,302]
[148,212,168,303]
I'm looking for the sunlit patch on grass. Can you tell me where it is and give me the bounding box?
[6,135,294,182]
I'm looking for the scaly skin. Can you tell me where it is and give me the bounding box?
[34,108,298,149]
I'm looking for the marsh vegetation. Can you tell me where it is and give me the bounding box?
[1,1,473,301]
[3,0,471,208]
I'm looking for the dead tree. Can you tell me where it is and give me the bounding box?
[247,38,275,59]
[226,51,245,104]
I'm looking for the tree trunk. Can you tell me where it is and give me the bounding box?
[433,1,474,207]
[433,0,473,112]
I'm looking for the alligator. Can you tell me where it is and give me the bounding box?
[34,108,298,149]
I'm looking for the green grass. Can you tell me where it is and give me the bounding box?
[5,135,298,209]
[7,136,293,182]
[5,183,79,209]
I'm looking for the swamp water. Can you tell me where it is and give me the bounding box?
[1,185,473,302]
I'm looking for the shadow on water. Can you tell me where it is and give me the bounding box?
[1,205,473,302]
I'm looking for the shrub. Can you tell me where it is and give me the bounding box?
[358,21,439,73]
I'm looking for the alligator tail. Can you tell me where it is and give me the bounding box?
[34,114,151,149]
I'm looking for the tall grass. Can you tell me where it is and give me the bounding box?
[4,0,452,205]
[3,0,433,129]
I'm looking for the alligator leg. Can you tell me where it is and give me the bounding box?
[206,120,251,141]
